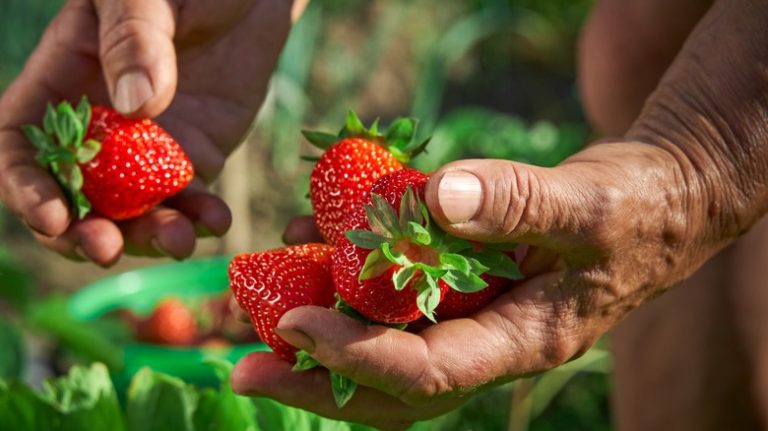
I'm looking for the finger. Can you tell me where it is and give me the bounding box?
[424,159,598,250]
[0,139,70,237]
[164,182,232,237]
[34,217,124,267]
[119,207,197,260]
[275,271,595,405]
[230,352,454,429]
[93,0,178,116]
[282,216,324,245]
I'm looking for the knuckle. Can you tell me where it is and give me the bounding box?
[397,363,452,406]
[99,16,164,67]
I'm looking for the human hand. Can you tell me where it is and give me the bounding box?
[0,0,293,265]
[230,0,768,428]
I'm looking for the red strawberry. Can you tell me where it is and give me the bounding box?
[435,274,510,320]
[304,112,430,245]
[335,169,524,323]
[228,243,335,362]
[23,97,194,220]
[136,298,198,346]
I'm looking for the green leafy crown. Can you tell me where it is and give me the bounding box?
[301,110,430,164]
[345,187,523,322]
[21,96,100,219]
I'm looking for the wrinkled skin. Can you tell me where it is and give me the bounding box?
[0,0,293,265]
[230,1,768,429]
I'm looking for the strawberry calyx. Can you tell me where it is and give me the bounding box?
[345,187,524,322]
[21,97,100,219]
[301,110,430,164]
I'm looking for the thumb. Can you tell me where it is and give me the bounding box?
[94,0,178,117]
[425,159,595,249]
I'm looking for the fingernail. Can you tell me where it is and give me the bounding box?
[438,171,482,224]
[114,71,153,114]
[275,328,315,352]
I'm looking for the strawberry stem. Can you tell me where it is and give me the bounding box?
[22,96,99,219]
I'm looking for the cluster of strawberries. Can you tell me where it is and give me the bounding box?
[24,100,522,408]
[227,113,523,406]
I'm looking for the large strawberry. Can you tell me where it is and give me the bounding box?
[228,243,335,362]
[334,169,523,323]
[22,97,194,220]
[304,112,429,245]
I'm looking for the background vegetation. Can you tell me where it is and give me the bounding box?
[0,0,610,429]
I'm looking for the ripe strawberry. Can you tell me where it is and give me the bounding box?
[137,298,198,346]
[335,169,524,323]
[228,243,335,362]
[435,274,510,320]
[304,112,430,245]
[23,97,194,220]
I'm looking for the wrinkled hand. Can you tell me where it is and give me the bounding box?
[0,0,293,265]
[230,0,768,429]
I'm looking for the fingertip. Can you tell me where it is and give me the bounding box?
[74,218,124,267]
[152,213,196,260]
[24,198,71,238]
[231,352,291,395]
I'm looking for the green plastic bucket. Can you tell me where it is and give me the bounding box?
[68,256,269,389]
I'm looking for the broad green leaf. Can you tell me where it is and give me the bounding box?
[330,372,357,408]
[0,379,57,431]
[41,363,124,431]
[127,368,198,431]
[345,230,389,249]
[195,359,259,431]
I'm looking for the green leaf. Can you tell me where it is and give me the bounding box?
[44,103,58,135]
[385,117,417,149]
[407,222,432,245]
[41,363,125,431]
[392,265,418,291]
[55,101,82,147]
[369,118,381,136]
[330,372,357,408]
[75,96,92,130]
[127,368,198,431]
[441,270,488,293]
[398,186,423,231]
[359,248,393,281]
[0,379,57,431]
[344,110,366,135]
[415,276,441,322]
[345,230,390,249]
[439,253,472,274]
[76,139,101,164]
[471,250,524,280]
[195,359,259,431]
[293,350,320,371]
[74,192,92,219]
[299,155,321,162]
[21,125,55,155]
[380,242,411,266]
[0,319,23,380]
[301,130,339,150]
[442,235,473,253]
[366,194,402,237]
